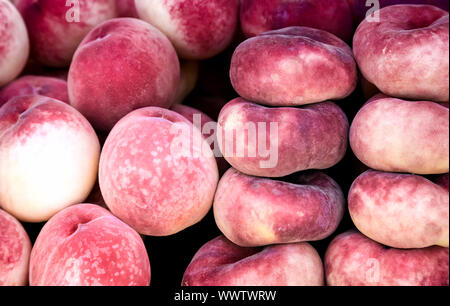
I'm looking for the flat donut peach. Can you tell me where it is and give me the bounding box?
[353,5,449,102]
[350,95,449,174]
[240,0,354,42]
[325,231,449,286]
[230,26,357,106]
[348,170,449,249]
[214,168,345,247]
[0,75,68,106]
[217,98,348,177]
[182,236,324,286]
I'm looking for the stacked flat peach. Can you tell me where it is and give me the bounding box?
[180,22,360,286]
[325,5,449,286]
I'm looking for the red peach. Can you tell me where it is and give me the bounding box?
[0,95,100,222]
[349,170,449,248]
[240,0,354,42]
[347,0,449,24]
[0,0,29,86]
[217,98,348,177]
[0,75,68,107]
[325,231,449,286]
[99,107,218,236]
[29,204,150,286]
[0,208,31,286]
[350,95,449,174]
[135,0,239,59]
[15,0,119,67]
[353,5,449,102]
[230,27,357,107]
[214,169,345,247]
[68,18,180,132]
[182,236,324,286]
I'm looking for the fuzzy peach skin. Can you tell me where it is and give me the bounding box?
[68,18,180,132]
[217,98,348,177]
[350,95,449,174]
[0,75,68,106]
[99,107,218,236]
[230,27,357,107]
[0,209,31,286]
[214,169,345,247]
[0,95,100,222]
[182,236,323,286]
[173,60,199,105]
[15,0,118,67]
[29,204,150,286]
[347,0,449,24]
[135,0,239,60]
[348,170,449,249]
[0,0,29,87]
[353,5,449,102]
[240,0,354,42]
[325,231,449,286]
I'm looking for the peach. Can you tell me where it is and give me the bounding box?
[240,0,354,42]
[68,18,180,132]
[0,208,31,286]
[217,98,348,177]
[350,95,449,174]
[0,75,68,107]
[15,0,118,67]
[116,0,137,17]
[353,5,449,102]
[99,107,219,236]
[435,173,449,190]
[230,27,357,107]
[325,231,449,286]
[214,169,345,247]
[0,95,100,222]
[347,0,449,24]
[182,236,324,286]
[29,204,150,286]
[348,170,449,249]
[134,0,239,59]
[0,0,29,86]
[173,60,200,105]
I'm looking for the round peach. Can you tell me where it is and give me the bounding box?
[0,75,68,106]
[214,169,345,247]
[182,236,324,286]
[99,107,218,236]
[230,27,357,106]
[0,208,31,286]
[135,0,239,59]
[350,95,449,174]
[0,95,100,222]
[68,18,180,132]
[29,204,150,286]
[217,98,348,177]
[15,0,118,67]
[349,170,449,248]
[0,0,29,86]
[353,5,449,102]
[117,0,137,17]
[325,231,449,286]
[241,0,354,42]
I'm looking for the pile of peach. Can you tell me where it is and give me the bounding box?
[0,0,448,286]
